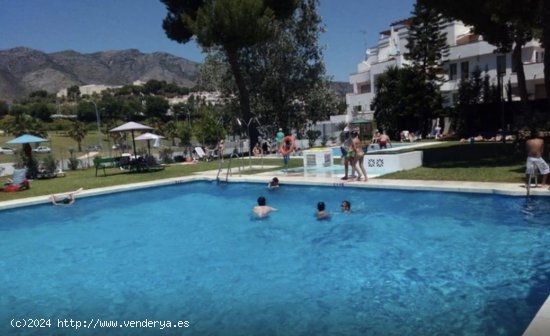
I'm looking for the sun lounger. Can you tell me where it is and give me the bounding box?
[194,146,213,161]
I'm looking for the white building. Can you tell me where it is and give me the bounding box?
[56,84,122,98]
[167,91,223,106]
[346,19,545,125]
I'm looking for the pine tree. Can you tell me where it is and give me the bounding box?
[405,1,449,83]
[403,0,449,135]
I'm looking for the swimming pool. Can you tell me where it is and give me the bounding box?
[1,182,549,335]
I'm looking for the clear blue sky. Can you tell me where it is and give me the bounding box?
[0,0,414,82]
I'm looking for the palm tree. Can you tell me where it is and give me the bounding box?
[162,121,179,146]
[68,120,88,152]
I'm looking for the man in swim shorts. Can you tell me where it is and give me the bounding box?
[525,136,549,188]
[378,132,391,149]
[253,196,278,217]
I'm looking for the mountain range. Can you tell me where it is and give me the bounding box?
[0,47,200,101]
[0,47,351,102]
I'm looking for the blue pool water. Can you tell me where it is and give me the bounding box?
[1,182,550,336]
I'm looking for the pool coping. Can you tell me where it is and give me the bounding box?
[0,172,548,335]
[1,174,548,212]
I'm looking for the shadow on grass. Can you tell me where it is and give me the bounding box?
[422,143,523,168]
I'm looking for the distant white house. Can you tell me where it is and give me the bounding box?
[56,84,123,98]
[167,91,223,106]
[346,19,545,126]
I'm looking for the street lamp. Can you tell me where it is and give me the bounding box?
[88,100,102,148]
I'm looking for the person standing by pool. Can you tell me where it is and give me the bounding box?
[276,128,285,156]
[253,196,277,218]
[218,139,225,162]
[525,135,549,188]
[279,134,295,171]
[352,131,367,181]
[340,128,356,180]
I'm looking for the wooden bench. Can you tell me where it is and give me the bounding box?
[93,157,119,176]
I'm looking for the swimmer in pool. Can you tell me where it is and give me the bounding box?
[50,188,83,206]
[253,196,277,218]
[316,201,330,220]
[341,200,351,213]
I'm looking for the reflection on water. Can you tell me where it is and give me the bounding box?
[521,197,550,225]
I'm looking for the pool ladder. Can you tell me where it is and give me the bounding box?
[526,162,539,196]
[216,150,244,184]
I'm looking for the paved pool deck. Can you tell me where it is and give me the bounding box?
[0,166,548,335]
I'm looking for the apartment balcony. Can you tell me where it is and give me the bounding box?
[346,92,374,113]
[352,111,374,122]
[447,40,496,61]
[349,71,370,86]
[524,62,544,81]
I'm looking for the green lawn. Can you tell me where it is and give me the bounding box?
[0,156,301,202]
[380,141,525,183]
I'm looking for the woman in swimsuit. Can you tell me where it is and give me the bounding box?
[352,132,367,181]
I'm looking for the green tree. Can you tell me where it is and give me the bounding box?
[76,101,97,122]
[5,105,47,137]
[403,0,449,135]
[161,0,297,146]
[51,118,73,132]
[0,100,9,118]
[371,66,404,135]
[144,96,170,120]
[178,123,193,157]
[29,90,49,99]
[199,54,231,92]
[67,85,81,101]
[27,102,55,122]
[371,66,431,135]
[245,0,337,132]
[192,106,226,146]
[99,95,126,121]
[162,120,179,146]
[68,120,88,152]
[143,80,165,95]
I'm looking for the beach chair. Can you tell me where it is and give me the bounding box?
[194,146,211,161]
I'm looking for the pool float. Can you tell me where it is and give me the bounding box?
[279,136,295,156]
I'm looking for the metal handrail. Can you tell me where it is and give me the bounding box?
[216,146,244,184]
[526,162,539,196]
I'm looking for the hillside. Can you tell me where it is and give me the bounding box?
[0,47,200,101]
